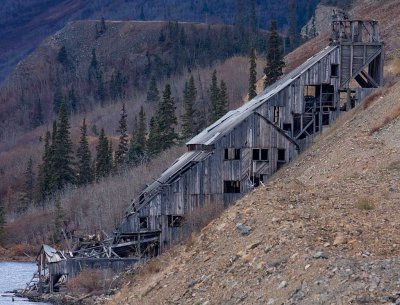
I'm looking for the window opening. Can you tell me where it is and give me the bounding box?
[277,149,286,162]
[168,215,183,227]
[252,148,260,161]
[139,217,148,230]
[252,149,269,161]
[273,106,280,124]
[331,64,339,77]
[224,148,240,160]
[283,123,292,133]
[224,181,241,193]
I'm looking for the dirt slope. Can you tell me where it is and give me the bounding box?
[107,70,400,305]
[106,0,400,303]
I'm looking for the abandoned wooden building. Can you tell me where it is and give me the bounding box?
[30,16,384,293]
[116,17,384,256]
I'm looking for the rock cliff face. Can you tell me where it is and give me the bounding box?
[301,5,345,39]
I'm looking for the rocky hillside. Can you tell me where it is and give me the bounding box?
[108,62,400,305]
[0,0,322,83]
[105,0,400,304]
[1,20,264,136]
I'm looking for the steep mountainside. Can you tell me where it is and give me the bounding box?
[105,0,400,304]
[0,0,321,83]
[0,20,267,138]
[108,60,400,305]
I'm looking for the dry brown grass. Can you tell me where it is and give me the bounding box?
[362,89,383,109]
[137,258,162,278]
[392,58,400,76]
[356,197,375,211]
[67,268,116,295]
[181,202,225,241]
[369,104,400,135]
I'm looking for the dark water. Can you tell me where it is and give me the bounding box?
[0,262,50,305]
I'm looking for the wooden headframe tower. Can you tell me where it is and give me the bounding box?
[331,12,384,107]
[113,14,384,258]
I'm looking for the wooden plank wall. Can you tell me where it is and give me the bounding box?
[118,40,384,253]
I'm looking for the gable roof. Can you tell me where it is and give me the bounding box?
[187,45,338,146]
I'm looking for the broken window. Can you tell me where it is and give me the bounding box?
[331,64,339,77]
[252,149,269,161]
[273,106,280,124]
[283,123,292,133]
[224,148,240,160]
[224,180,241,193]
[277,149,286,162]
[187,144,197,151]
[139,217,148,230]
[250,176,260,187]
[168,215,183,227]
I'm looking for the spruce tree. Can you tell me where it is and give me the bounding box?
[181,75,198,139]
[210,70,221,122]
[264,20,285,89]
[157,84,178,150]
[37,131,53,202]
[146,77,160,103]
[88,48,99,82]
[115,103,129,167]
[137,106,147,150]
[51,101,76,190]
[68,87,78,113]
[76,118,93,186]
[146,116,160,156]
[110,71,124,100]
[128,107,147,166]
[20,157,35,211]
[53,86,63,114]
[218,80,229,118]
[108,140,114,172]
[57,46,68,66]
[95,128,111,179]
[248,48,257,100]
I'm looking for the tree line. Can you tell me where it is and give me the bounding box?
[17,70,232,211]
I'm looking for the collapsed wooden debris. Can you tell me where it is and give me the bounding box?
[23,231,157,294]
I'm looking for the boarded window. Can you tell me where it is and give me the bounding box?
[139,217,148,229]
[168,215,183,227]
[252,149,269,161]
[224,148,240,160]
[277,149,286,162]
[331,64,339,77]
[224,181,240,193]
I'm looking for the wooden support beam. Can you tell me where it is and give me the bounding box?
[361,70,379,88]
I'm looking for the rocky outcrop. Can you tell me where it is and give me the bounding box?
[301,5,345,40]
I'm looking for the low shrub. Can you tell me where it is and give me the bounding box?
[67,268,116,295]
[356,198,375,211]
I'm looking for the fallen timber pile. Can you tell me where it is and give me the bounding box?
[22,230,156,296]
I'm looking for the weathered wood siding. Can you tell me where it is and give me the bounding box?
[117,32,384,255]
[120,113,298,251]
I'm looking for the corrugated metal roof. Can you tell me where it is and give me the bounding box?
[42,244,64,263]
[187,45,338,145]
